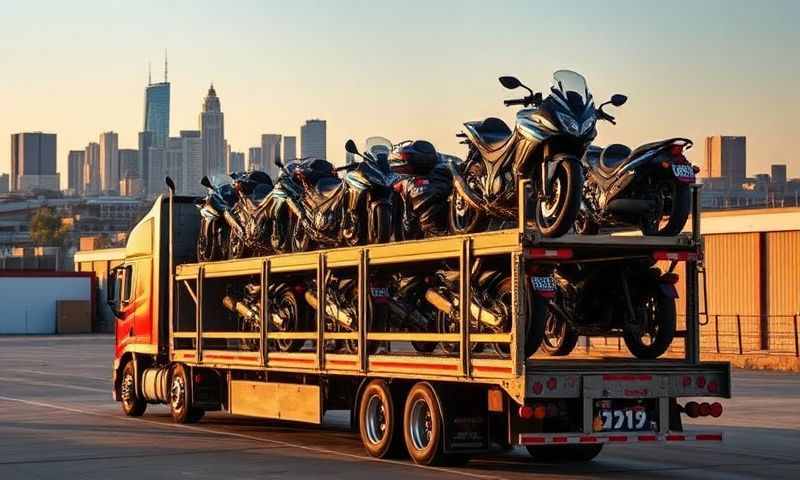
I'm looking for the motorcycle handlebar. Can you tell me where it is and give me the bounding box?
[504,98,527,107]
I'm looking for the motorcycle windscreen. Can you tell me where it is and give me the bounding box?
[551,70,591,112]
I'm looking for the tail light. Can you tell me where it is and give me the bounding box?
[684,401,700,418]
[709,402,723,418]
[533,404,547,420]
[707,380,719,394]
[670,144,685,157]
[414,178,429,187]
[698,402,711,417]
[546,377,557,391]
[518,405,534,419]
[392,182,404,193]
[532,381,543,395]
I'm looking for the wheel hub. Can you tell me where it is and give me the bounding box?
[365,395,387,445]
[170,375,185,411]
[409,399,433,450]
[121,373,135,404]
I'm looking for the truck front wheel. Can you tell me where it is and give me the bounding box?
[526,444,603,462]
[169,364,204,424]
[120,360,146,417]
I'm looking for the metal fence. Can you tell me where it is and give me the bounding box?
[588,314,800,357]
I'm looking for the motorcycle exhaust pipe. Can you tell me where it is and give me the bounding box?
[424,288,502,328]
[222,295,258,321]
[606,198,654,214]
[446,161,484,211]
[304,290,354,327]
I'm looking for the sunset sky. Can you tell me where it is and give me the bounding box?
[2,0,798,188]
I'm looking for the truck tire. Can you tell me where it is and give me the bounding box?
[169,364,205,424]
[526,444,603,462]
[403,383,446,465]
[120,360,146,417]
[358,380,402,458]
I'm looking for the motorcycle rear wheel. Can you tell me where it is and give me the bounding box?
[535,159,582,237]
[641,182,691,236]
[541,306,580,356]
[622,289,676,359]
[272,288,306,353]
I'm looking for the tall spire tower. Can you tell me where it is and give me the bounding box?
[164,49,168,82]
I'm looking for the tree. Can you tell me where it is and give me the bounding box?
[30,207,69,247]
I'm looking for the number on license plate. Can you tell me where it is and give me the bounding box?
[671,164,695,181]
[599,408,648,431]
[531,276,555,292]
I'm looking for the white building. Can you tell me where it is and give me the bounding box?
[84,142,101,196]
[200,84,225,178]
[261,134,281,178]
[301,119,326,160]
[284,136,297,162]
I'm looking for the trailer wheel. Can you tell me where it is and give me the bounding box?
[169,364,205,424]
[526,444,603,462]
[358,380,402,458]
[403,383,447,465]
[120,360,146,417]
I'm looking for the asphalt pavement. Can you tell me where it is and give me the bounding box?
[0,335,798,479]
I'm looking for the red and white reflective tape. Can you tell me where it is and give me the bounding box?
[519,432,723,445]
[652,250,698,261]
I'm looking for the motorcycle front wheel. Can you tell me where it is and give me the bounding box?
[272,288,306,353]
[228,232,247,259]
[535,159,582,238]
[622,289,676,359]
[367,202,392,245]
[448,159,487,234]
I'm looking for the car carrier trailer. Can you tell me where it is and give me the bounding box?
[109,181,729,465]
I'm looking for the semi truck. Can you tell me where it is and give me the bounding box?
[107,181,729,465]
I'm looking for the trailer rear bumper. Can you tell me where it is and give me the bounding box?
[519,432,723,445]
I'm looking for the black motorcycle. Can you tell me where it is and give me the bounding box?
[197,176,237,261]
[225,171,274,258]
[576,139,697,236]
[423,260,547,358]
[389,140,453,240]
[291,140,394,251]
[541,261,678,359]
[222,282,310,352]
[450,70,624,237]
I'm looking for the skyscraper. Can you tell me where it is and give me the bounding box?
[702,136,746,185]
[67,150,85,195]
[99,131,119,194]
[0,174,8,194]
[138,130,154,195]
[84,142,101,195]
[300,119,326,159]
[162,131,203,195]
[284,136,297,162]
[119,149,139,179]
[200,84,226,177]
[261,134,281,178]
[248,147,263,171]
[228,151,245,172]
[10,132,58,192]
[144,56,170,147]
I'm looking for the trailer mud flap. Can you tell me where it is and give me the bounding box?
[440,388,490,453]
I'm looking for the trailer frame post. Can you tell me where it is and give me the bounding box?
[459,237,472,377]
[261,258,270,367]
[684,184,702,364]
[196,265,204,363]
[317,253,327,369]
[511,251,525,377]
[358,248,368,373]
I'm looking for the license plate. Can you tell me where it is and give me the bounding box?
[671,164,695,182]
[370,287,390,299]
[531,276,556,292]
[594,400,656,432]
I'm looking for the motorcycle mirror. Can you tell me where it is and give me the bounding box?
[166,176,176,192]
[610,94,628,107]
[275,158,284,168]
[344,139,360,155]
[200,176,212,189]
[499,76,521,90]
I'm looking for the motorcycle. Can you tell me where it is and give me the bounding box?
[197,176,237,261]
[389,140,453,240]
[225,170,275,258]
[222,282,310,352]
[303,272,387,354]
[576,139,698,236]
[422,259,547,358]
[291,140,394,251]
[450,70,623,237]
[541,261,678,359]
[265,158,306,254]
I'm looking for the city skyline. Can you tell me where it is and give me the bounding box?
[3,1,800,188]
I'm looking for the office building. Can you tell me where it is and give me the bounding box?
[248,147,262,170]
[99,131,119,194]
[200,84,226,177]
[144,57,170,147]
[228,151,245,173]
[300,119,326,159]
[163,130,203,196]
[703,136,746,185]
[261,134,281,178]
[772,164,787,185]
[138,131,154,195]
[0,174,9,194]
[10,132,59,192]
[284,136,297,162]
[147,146,165,197]
[67,150,85,195]
[83,142,101,195]
[119,149,139,179]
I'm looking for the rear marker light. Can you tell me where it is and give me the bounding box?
[533,405,547,420]
[681,376,692,387]
[685,401,700,418]
[546,377,557,390]
[518,405,534,420]
[532,382,543,395]
[709,402,723,418]
[707,380,719,394]
[696,376,706,389]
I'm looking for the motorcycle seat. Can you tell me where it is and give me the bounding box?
[464,117,512,152]
[250,183,273,203]
[583,144,635,178]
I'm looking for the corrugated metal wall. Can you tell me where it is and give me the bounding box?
[766,231,800,352]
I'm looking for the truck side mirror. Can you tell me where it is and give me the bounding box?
[107,266,126,319]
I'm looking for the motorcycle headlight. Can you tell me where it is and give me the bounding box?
[580,115,596,135]
[556,111,580,136]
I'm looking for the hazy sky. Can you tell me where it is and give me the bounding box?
[2,0,799,188]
